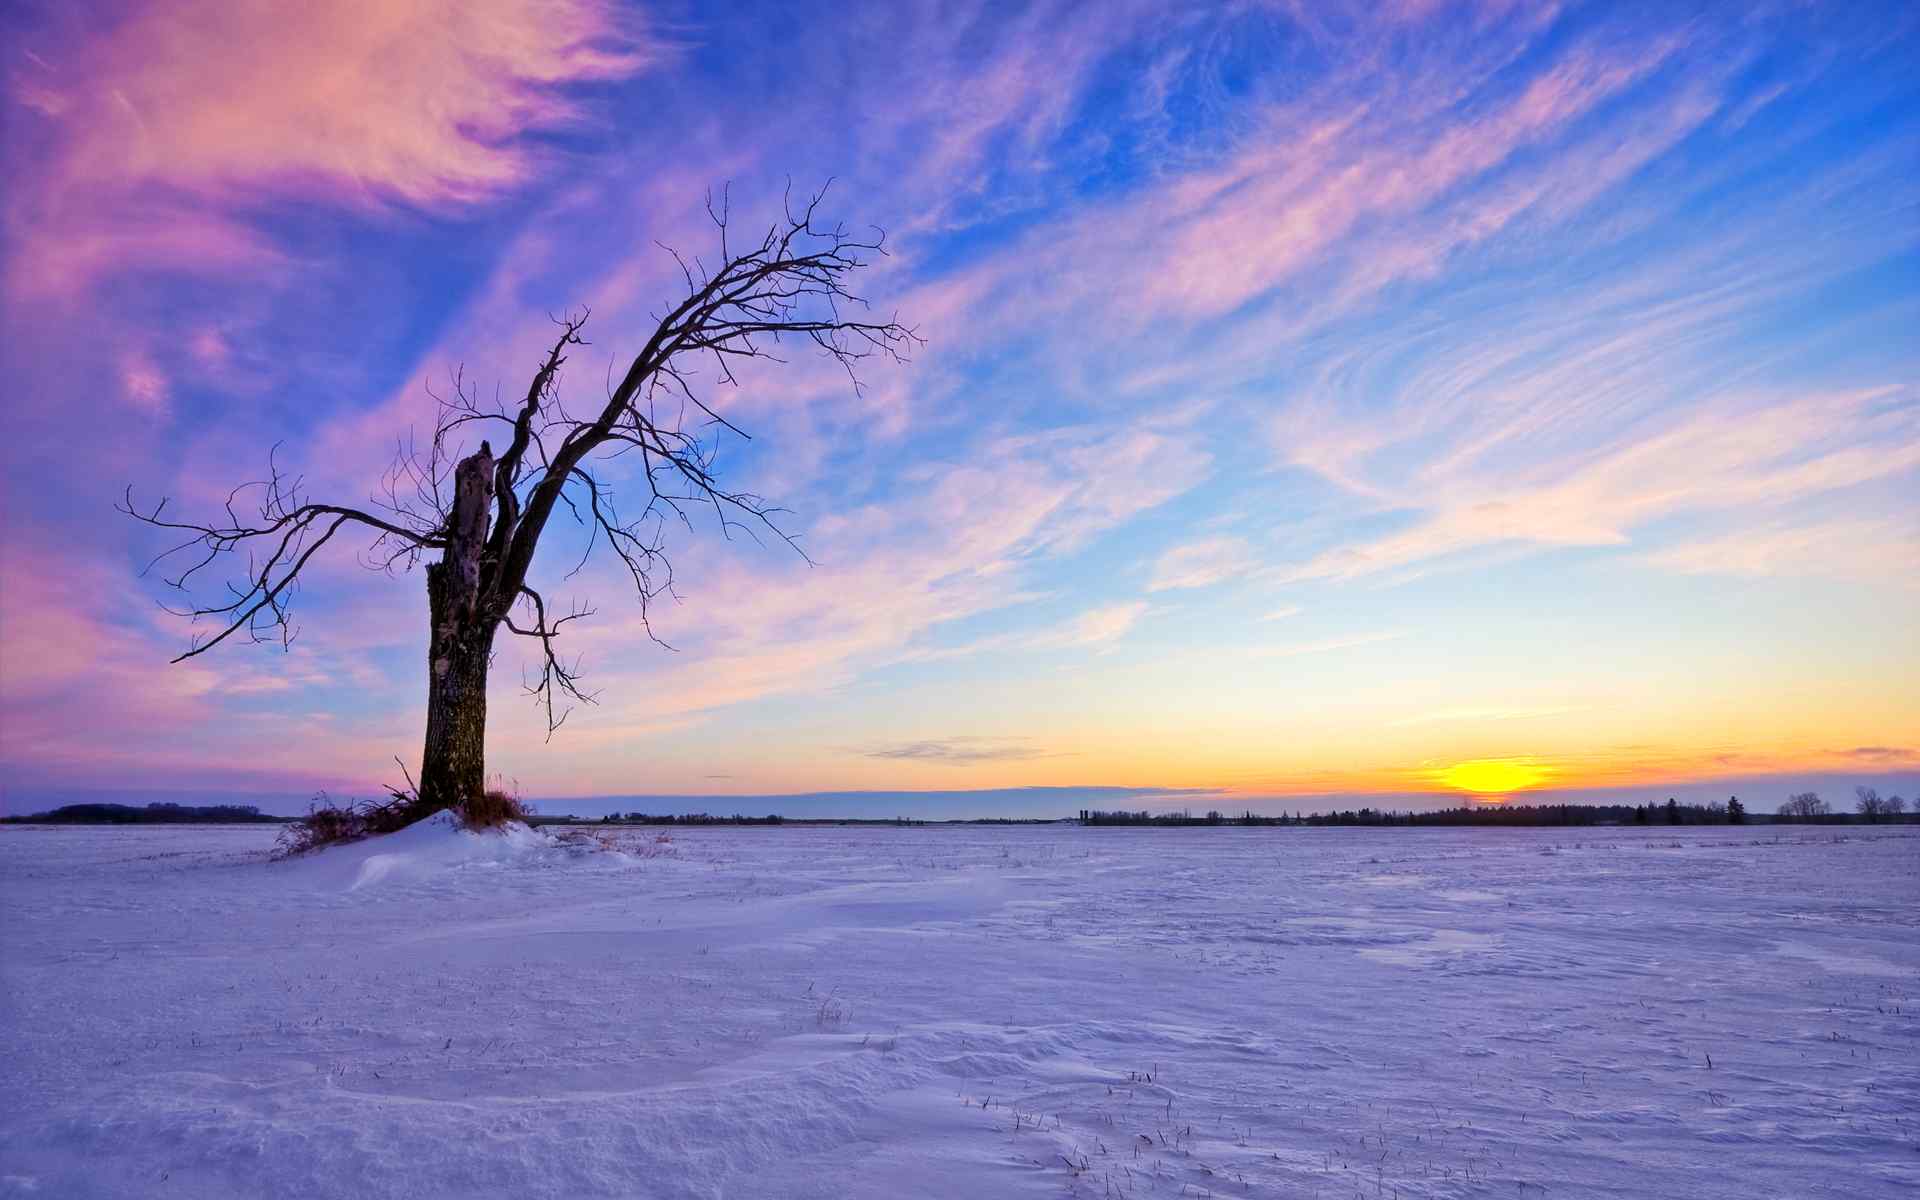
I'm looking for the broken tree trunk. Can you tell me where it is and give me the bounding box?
[418,442,497,811]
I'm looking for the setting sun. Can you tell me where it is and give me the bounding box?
[1437,759,1553,796]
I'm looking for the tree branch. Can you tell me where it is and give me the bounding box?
[125,184,915,745]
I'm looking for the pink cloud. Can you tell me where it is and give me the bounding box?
[1149,537,1256,591]
[0,538,384,788]
[1322,82,1726,308]
[1049,601,1151,649]
[4,201,285,301]
[116,349,170,417]
[896,600,1154,668]
[1281,387,1920,582]
[5,0,654,300]
[952,34,1682,333]
[1639,518,1920,583]
[11,540,547,794]
[44,0,648,204]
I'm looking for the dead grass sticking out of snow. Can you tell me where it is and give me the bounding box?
[278,786,530,856]
[456,788,531,830]
[277,789,438,857]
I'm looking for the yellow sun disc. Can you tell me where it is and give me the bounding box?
[1438,759,1550,795]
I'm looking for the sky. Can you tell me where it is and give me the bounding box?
[0,0,1915,819]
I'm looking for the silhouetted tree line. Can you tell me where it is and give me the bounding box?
[1774,787,1912,823]
[1080,809,1287,826]
[593,812,788,825]
[1290,803,1727,827]
[4,802,289,824]
[1080,794,1912,827]
[1847,786,1908,823]
[572,812,1059,827]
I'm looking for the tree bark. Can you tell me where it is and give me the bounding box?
[418,443,496,811]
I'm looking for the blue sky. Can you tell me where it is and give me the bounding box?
[1,0,1915,816]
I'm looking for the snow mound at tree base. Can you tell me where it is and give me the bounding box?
[292,809,557,890]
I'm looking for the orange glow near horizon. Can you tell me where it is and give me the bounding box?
[1436,759,1552,796]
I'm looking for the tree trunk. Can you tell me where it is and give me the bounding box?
[418,612,493,809]
[418,443,497,812]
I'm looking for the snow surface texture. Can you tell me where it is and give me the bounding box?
[1,821,1915,1198]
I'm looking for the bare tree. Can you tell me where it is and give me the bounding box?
[123,189,917,815]
[1778,791,1827,821]
[1854,786,1886,822]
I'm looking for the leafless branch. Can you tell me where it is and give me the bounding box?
[125,184,918,733]
[119,449,442,660]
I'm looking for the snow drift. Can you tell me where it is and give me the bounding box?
[288,810,556,891]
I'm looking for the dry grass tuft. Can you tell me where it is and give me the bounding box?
[456,787,531,830]
[276,787,438,856]
[277,783,530,856]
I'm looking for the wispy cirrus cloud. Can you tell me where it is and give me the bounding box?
[862,737,1055,766]
[892,600,1153,669]
[931,20,1691,341]
[1836,747,1918,765]
[1149,537,1255,592]
[1252,630,1409,658]
[1280,386,1920,584]
[1042,602,1151,649]
[1639,517,1920,583]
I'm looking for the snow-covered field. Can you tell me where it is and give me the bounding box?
[2,819,1915,1199]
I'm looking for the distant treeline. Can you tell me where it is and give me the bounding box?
[1079,796,1912,827]
[560,812,928,826]
[552,813,1062,827]
[579,812,790,825]
[4,802,291,825]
